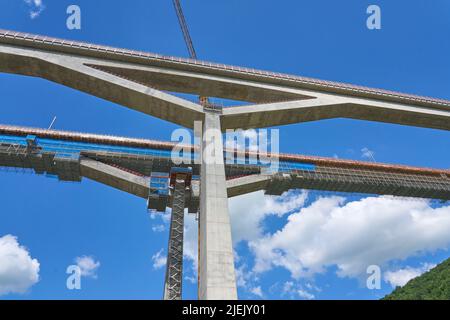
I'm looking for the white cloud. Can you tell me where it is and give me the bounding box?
[149,210,158,220]
[152,224,165,233]
[149,210,170,223]
[298,289,315,300]
[250,286,264,298]
[235,262,259,288]
[149,209,171,223]
[182,190,449,297]
[185,275,196,284]
[250,195,450,280]
[384,263,435,288]
[0,235,40,296]
[151,249,166,270]
[24,0,45,19]
[75,256,100,278]
[281,281,316,300]
[235,264,249,288]
[181,190,307,296]
[229,190,308,244]
[183,213,198,267]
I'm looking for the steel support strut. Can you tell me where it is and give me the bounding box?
[163,178,186,300]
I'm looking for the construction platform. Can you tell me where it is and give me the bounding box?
[0,124,449,202]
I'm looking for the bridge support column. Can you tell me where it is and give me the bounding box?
[198,112,237,300]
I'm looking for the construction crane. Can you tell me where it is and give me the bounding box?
[172,0,209,107]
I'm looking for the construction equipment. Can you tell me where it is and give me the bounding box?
[164,0,209,300]
[172,0,210,107]
[163,167,193,300]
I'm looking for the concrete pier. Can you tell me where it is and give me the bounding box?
[199,113,237,300]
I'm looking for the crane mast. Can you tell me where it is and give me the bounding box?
[172,0,209,106]
[172,0,197,59]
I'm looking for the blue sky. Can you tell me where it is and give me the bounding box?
[0,0,449,300]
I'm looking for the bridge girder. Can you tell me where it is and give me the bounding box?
[1,29,449,131]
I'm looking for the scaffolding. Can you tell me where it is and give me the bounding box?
[163,167,193,300]
[0,127,449,201]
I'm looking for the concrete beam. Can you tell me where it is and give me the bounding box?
[0,31,322,103]
[0,44,204,128]
[2,29,449,111]
[226,174,271,198]
[87,62,310,104]
[222,96,450,131]
[80,158,149,198]
[222,97,345,129]
[1,39,449,131]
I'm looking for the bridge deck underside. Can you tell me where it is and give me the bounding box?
[271,167,450,200]
[1,136,449,201]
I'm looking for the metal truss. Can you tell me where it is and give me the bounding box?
[163,178,187,300]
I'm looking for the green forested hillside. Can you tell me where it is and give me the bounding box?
[383,257,450,300]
